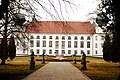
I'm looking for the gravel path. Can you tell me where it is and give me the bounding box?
[23,62,91,80]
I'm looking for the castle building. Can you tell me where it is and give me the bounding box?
[16,21,104,57]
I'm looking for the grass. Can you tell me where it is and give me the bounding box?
[72,57,120,80]
[0,56,47,80]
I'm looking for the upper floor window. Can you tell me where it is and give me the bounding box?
[62,41,65,49]
[36,40,40,47]
[68,41,71,48]
[49,41,52,47]
[30,40,34,47]
[81,36,84,40]
[74,36,78,40]
[55,41,59,49]
[49,36,52,39]
[87,36,90,40]
[68,36,71,40]
[95,36,98,40]
[80,41,84,48]
[101,36,104,40]
[43,41,46,47]
[36,36,40,39]
[43,36,46,39]
[95,43,97,48]
[62,36,65,40]
[74,41,78,48]
[30,36,34,39]
[87,41,90,48]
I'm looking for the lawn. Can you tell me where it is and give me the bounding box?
[72,57,120,80]
[0,56,46,80]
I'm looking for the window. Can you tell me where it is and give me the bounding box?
[49,50,52,54]
[30,36,34,39]
[36,40,40,47]
[87,50,90,54]
[55,41,59,49]
[101,43,103,48]
[80,41,84,48]
[81,50,84,54]
[87,36,90,40]
[23,49,26,53]
[43,41,46,47]
[68,41,71,48]
[30,40,34,47]
[101,36,104,40]
[95,36,98,40]
[62,41,65,49]
[62,50,65,54]
[74,50,77,55]
[16,41,19,46]
[49,36,52,39]
[95,43,97,48]
[30,49,33,54]
[62,36,65,40]
[55,50,59,55]
[49,41,52,47]
[36,49,39,54]
[74,41,78,48]
[87,41,90,48]
[56,36,59,39]
[37,36,40,39]
[95,50,98,54]
[43,49,46,53]
[68,50,71,54]
[43,36,46,39]
[68,36,71,40]
[81,36,84,40]
[74,36,78,40]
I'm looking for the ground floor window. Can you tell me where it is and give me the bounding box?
[49,50,52,54]
[87,50,90,54]
[68,50,71,54]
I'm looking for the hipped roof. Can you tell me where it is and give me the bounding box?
[25,21,95,34]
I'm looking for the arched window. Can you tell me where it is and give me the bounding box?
[56,36,59,39]
[49,36,52,39]
[37,36,40,39]
[62,36,65,40]
[43,36,46,39]
[74,36,78,40]
[30,36,34,39]
[68,36,71,40]
[87,36,90,40]
[81,36,84,40]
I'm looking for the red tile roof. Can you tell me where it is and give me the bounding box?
[25,21,95,34]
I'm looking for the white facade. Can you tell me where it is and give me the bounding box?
[25,30,104,57]
[2,21,104,57]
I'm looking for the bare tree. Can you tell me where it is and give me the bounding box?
[0,0,77,64]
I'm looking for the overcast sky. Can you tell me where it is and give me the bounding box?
[28,0,100,21]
